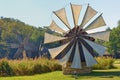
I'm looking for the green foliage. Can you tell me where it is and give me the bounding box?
[106,24,120,57]
[118,20,120,26]
[0,58,62,76]
[106,27,112,31]
[0,17,47,58]
[0,60,14,76]
[0,17,35,43]
[0,17,60,58]
[92,57,115,70]
[103,21,120,56]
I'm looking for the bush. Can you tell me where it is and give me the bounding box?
[0,60,15,76]
[33,64,43,74]
[11,60,33,75]
[0,58,62,76]
[92,57,115,70]
[114,59,120,64]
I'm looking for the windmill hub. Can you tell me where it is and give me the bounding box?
[19,44,24,49]
[66,27,87,39]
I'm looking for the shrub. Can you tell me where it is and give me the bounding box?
[92,57,115,70]
[32,64,43,74]
[14,61,33,75]
[0,58,62,76]
[0,60,15,76]
[114,59,120,64]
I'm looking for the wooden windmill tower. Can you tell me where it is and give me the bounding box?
[44,3,110,74]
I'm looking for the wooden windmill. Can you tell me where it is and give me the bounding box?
[44,3,110,74]
[11,31,36,59]
[0,27,36,59]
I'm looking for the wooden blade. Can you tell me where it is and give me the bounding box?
[13,47,24,58]
[71,42,81,69]
[87,31,110,41]
[44,33,67,44]
[84,14,106,31]
[53,8,71,30]
[23,34,31,45]
[70,3,82,26]
[49,20,65,33]
[80,5,97,27]
[83,38,106,56]
[49,42,70,59]
[81,44,97,67]
[9,43,19,48]
[59,43,74,67]
[13,30,23,43]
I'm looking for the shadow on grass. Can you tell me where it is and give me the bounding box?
[77,70,120,78]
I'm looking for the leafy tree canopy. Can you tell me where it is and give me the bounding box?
[105,21,120,58]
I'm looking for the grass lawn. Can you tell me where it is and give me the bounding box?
[0,69,120,80]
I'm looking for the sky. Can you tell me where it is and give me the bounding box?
[0,0,120,29]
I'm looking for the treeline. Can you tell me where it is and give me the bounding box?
[0,17,58,58]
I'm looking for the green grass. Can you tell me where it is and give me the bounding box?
[0,69,120,80]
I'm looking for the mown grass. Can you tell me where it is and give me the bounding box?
[0,69,120,80]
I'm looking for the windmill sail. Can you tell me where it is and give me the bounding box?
[70,4,82,26]
[49,20,65,33]
[80,5,97,27]
[84,14,106,31]
[44,33,67,44]
[13,47,24,58]
[82,44,97,67]
[83,38,106,56]
[87,31,110,41]
[71,42,81,69]
[53,8,71,29]
[49,42,70,59]
[59,44,74,67]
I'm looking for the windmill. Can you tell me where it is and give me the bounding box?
[0,27,37,59]
[11,31,37,59]
[44,3,110,74]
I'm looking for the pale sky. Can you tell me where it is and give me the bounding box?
[0,0,120,29]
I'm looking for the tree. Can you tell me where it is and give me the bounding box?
[118,20,120,26]
[106,27,111,31]
[106,21,120,58]
[0,17,43,58]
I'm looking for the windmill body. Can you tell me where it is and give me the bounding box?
[44,3,110,74]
